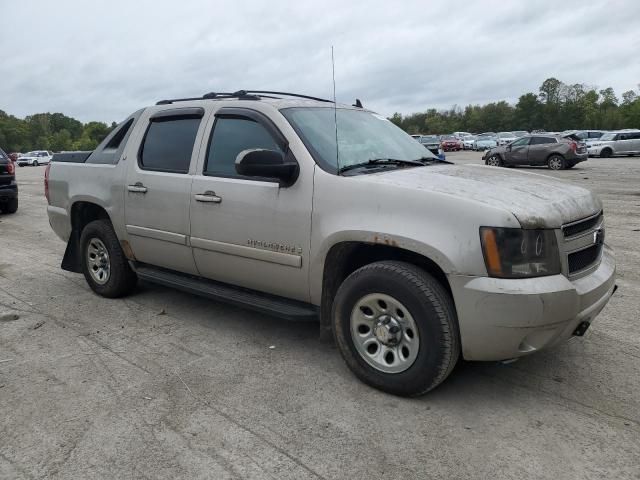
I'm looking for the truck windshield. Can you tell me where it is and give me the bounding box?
[281,107,436,173]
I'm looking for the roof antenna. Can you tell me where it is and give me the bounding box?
[331,46,339,170]
[353,99,363,108]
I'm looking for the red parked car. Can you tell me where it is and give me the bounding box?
[440,136,463,152]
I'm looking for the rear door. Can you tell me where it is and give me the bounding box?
[528,136,557,165]
[188,106,313,302]
[123,107,209,274]
[505,136,530,165]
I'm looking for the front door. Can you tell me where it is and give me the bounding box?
[124,107,208,274]
[189,107,313,302]
[505,136,530,165]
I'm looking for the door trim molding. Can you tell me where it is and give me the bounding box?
[190,237,302,268]
[126,225,188,245]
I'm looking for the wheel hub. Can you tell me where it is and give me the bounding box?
[373,316,402,345]
[350,293,420,374]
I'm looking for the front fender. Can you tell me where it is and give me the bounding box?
[309,230,456,305]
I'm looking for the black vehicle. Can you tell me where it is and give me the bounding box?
[0,147,18,213]
[483,134,588,170]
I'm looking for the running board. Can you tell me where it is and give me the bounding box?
[135,266,319,322]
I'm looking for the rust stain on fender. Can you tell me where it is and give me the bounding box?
[372,234,399,247]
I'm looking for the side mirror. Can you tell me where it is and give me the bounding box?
[235,149,299,187]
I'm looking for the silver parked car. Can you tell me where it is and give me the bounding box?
[496,132,518,146]
[45,90,616,396]
[473,135,498,150]
[587,130,640,157]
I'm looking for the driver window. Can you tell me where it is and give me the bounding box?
[205,117,283,177]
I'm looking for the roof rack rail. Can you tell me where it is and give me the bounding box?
[243,91,334,103]
[156,90,334,106]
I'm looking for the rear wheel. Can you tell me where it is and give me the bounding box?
[0,198,18,214]
[600,148,612,158]
[333,261,460,396]
[548,155,565,170]
[486,154,502,167]
[80,219,137,298]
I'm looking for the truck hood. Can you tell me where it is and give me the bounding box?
[362,164,601,228]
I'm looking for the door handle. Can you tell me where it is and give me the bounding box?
[194,191,222,203]
[127,182,147,193]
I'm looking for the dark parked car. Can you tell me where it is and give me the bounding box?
[483,134,587,170]
[418,135,446,160]
[0,147,18,213]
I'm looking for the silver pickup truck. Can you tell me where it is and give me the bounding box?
[46,90,616,396]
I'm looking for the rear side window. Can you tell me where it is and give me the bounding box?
[530,137,556,145]
[139,117,201,173]
[205,117,283,176]
[105,119,134,150]
[630,132,640,140]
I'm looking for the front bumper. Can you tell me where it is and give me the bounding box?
[587,147,603,156]
[448,245,616,361]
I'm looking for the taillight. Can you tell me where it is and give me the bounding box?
[569,141,577,152]
[6,161,15,175]
[44,164,51,204]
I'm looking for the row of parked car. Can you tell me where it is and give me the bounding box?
[413,128,640,159]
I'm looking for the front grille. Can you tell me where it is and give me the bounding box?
[562,212,602,238]
[568,244,602,274]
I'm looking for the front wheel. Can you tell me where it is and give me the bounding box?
[548,155,565,170]
[33,160,39,167]
[332,261,460,396]
[485,154,502,167]
[600,148,612,158]
[80,219,138,298]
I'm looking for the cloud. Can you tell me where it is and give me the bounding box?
[1,0,638,122]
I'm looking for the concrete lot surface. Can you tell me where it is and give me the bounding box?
[1,153,639,479]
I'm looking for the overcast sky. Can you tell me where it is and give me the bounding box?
[1,0,639,123]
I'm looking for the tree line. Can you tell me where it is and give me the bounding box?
[0,110,116,153]
[2,77,640,152]
[389,78,640,135]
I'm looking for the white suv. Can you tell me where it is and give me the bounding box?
[17,150,53,167]
[587,130,640,158]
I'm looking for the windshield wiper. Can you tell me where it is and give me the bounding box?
[338,158,424,174]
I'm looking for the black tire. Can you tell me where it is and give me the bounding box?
[1,198,18,214]
[80,219,137,298]
[33,160,39,167]
[333,261,460,396]
[600,148,612,158]
[548,154,565,170]
[485,154,503,167]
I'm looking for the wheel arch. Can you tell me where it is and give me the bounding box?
[62,201,114,273]
[318,240,453,340]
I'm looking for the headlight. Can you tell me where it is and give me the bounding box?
[480,227,561,278]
